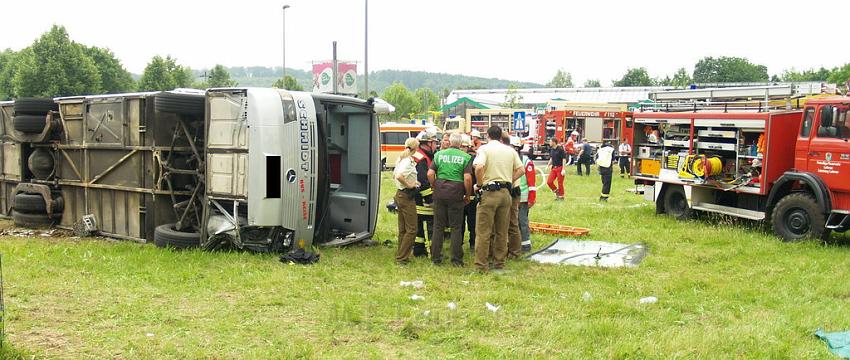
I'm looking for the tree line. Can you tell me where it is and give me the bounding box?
[0,25,303,100]
[548,57,850,88]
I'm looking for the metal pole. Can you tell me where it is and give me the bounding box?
[282,5,290,82]
[364,0,369,98]
[332,41,338,94]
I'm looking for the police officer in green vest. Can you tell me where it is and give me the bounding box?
[427,133,473,266]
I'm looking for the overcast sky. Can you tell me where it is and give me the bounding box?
[2,0,849,85]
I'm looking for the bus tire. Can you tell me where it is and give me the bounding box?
[14,98,57,115]
[154,223,200,249]
[14,114,47,133]
[12,210,54,228]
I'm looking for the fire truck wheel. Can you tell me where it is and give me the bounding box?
[14,193,47,213]
[154,92,205,117]
[13,114,47,133]
[13,98,57,116]
[772,192,830,242]
[662,185,691,220]
[154,223,200,249]
[12,210,54,228]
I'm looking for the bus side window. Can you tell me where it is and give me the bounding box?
[800,107,815,137]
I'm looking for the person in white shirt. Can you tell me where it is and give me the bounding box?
[393,137,421,264]
[618,139,632,178]
[596,141,616,202]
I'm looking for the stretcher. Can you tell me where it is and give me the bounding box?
[529,222,589,236]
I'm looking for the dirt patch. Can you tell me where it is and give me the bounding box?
[11,328,74,356]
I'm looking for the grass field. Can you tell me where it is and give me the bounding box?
[1,168,849,359]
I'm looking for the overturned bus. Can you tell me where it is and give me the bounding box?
[0,88,384,252]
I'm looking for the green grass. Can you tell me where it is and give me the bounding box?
[1,169,849,358]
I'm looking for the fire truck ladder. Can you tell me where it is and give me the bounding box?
[642,85,807,113]
[529,222,590,236]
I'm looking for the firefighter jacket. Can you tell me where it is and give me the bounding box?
[412,147,434,215]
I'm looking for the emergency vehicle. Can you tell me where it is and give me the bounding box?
[530,103,634,160]
[379,122,438,169]
[444,108,533,136]
[631,86,850,241]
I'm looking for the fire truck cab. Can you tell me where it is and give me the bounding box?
[633,86,849,241]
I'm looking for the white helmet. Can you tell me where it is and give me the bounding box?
[470,129,482,138]
[418,127,438,141]
[461,134,473,147]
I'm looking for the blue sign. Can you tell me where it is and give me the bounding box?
[513,111,526,131]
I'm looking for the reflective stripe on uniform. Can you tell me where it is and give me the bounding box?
[419,188,433,197]
[416,206,434,215]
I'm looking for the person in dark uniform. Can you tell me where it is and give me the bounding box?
[460,134,478,250]
[427,133,472,266]
[577,138,592,176]
[411,127,438,257]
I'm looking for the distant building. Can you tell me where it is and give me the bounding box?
[440,97,500,119]
[444,87,671,113]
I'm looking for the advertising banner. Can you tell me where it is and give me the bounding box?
[312,62,357,94]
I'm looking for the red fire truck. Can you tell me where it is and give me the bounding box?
[530,103,634,160]
[631,86,849,241]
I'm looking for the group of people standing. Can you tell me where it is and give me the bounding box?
[544,132,633,202]
[392,126,536,273]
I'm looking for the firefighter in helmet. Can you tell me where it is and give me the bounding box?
[412,127,439,257]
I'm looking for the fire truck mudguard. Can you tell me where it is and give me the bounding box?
[766,172,832,215]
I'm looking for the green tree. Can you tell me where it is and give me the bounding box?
[546,69,573,88]
[414,87,441,112]
[692,56,768,83]
[828,63,850,84]
[84,46,134,93]
[380,82,419,121]
[670,68,693,88]
[138,55,195,91]
[583,79,601,88]
[207,64,237,88]
[502,84,524,109]
[272,75,303,91]
[613,67,655,87]
[0,49,18,100]
[780,67,833,82]
[13,25,101,97]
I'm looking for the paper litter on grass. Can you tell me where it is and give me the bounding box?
[400,280,424,289]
